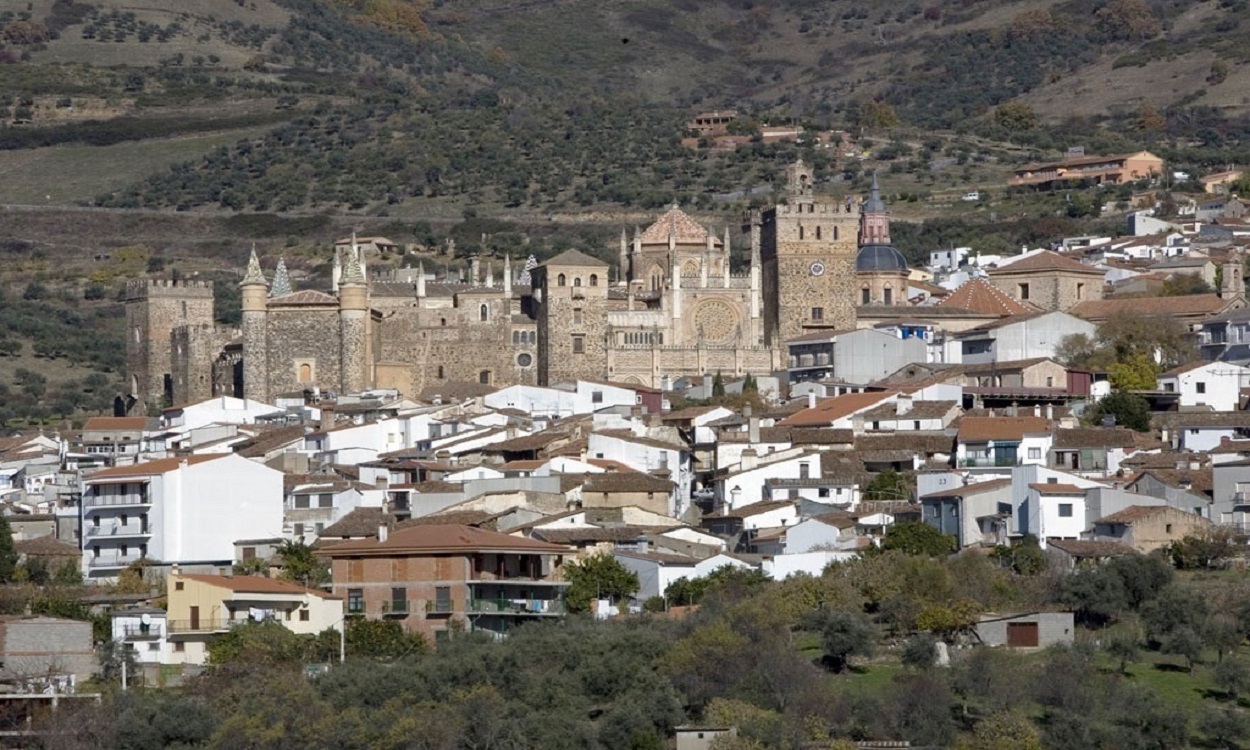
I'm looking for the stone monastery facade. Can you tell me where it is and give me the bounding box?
[128,161,901,408]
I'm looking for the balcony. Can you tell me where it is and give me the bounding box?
[425,600,454,615]
[85,524,151,539]
[381,600,410,616]
[88,555,145,570]
[167,619,238,634]
[958,457,1020,468]
[468,598,565,616]
[118,625,164,640]
[469,572,567,585]
[83,492,151,509]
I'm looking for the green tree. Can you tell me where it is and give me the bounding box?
[864,469,912,501]
[0,516,17,583]
[565,553,639,612]
[1160,273,1214,296]
[1084,392,1151,431]
[277,540,330,588]
[712,371,726,399]
[1214,657,1250,701]
[207,620,311,666]
[1105,631,1140,674]
[961,710,1042,750]
[901,633,938,670]
[810,608,876,673]
[994,102,1037,131]
[879,521,956,557]
[1108,353,1159,391]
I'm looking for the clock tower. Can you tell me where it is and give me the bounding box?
[754,159,860,346]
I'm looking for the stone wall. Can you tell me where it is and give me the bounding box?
[990,270,1102,312]
[761,200,859,345]
[125,280,215,411]
[538,269,610,386]
[264,307,344,396]
[170,324,238,405]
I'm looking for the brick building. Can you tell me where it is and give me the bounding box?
[323,524,573,641]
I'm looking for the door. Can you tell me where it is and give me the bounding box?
[1006,621,1039,647]
[190,606,200,631]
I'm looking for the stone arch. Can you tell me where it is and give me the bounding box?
[557,274,566,286]
[681,259,699,277]
[480,304,489,322]
[589,273,598,286]
[298,363,313,383]
[618,375,646,385]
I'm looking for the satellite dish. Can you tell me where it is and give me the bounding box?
[140,613,152,625]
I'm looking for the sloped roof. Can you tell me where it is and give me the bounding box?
[994,251,1103,276]
[267,290,339,305]
[318,507,389,538]
[935,278,1032,316]
[704,500,795,519]
[582,472,675,493]
[920,478,1012,500]
[540,249,608,268]
[86,454,226,480]
[321,524,571,557]
[958,416,1051,442]
[1095,505,1181,524]
[179,573,339,599]
[1046,539,1137,558]
[1028,482,1088,495]
[1070,294,1231,320]
[15,535,79,557]
[82,417,151,431]
[639,205,716,245]
[1053,427,1137,449]
[778,391,897,427]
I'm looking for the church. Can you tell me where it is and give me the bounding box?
[126,161,907,408]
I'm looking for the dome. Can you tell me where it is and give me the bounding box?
[857,244,908,272]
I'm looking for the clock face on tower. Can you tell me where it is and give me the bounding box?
[809,261,825,277]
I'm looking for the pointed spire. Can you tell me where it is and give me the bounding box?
[518,254,537,286]
[864,170,887,214]
[269,257,292,297]
[341,244,365,285]
[503,255,512,295]
[242,244,266,287]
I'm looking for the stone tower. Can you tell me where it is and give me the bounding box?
[757,159,860,345]
[535,249,610,386]
[240,248,270,402]
[1221,250,1245,300]
[124,278,215,412]
[338,245,370,394]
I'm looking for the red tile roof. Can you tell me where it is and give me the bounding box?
[779,391,897,427]
[1028,482,1088,495]
[86,454,226,480]
[994,250,1103,275]
[1070,294,1232,320]
[178,573,339,599]
[958,416,1051,442]
[639,205,716,245]
[82,417,150,431]
[320,524,571,557]
[936,278,1032,316]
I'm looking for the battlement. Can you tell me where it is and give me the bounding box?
[125,278,215,300]
[773,200,860,217]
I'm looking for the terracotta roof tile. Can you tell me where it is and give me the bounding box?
[779,391,897,427]
[936,277,1032,316]
[1070,294,1232,320]
[179,573,338,599]
[321,524,571,556]
[639,206,717,245]
[1053,427,1138,449]
[1028,482,1088,494]
[268,290,339,305]
[1095,505,1183,524]
[1046,539,1137,558]
[82,417,152,431]
[15,535,79,557]
[994,250,1103,275]
[86,454,226,480]
[957,416,1051,442]
[920,478,1013,500]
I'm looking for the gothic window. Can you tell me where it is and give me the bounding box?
[883,287,893,305]
[573,277,582,287]
[861,287,871,305]
[589,274,598,286]
[479,304,488,322]
[529,331,536,344]
[682,260,699,276]
[557,274,566,287]
[180,301,187,318]
[133,327,140,344]
[512,331,520,345]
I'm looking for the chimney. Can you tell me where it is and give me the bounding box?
[378,523,389,542]
[1008,402,1018,418]
[1033,404,1041,417]
[1046,403,1054,420]
[807,391,816,409]
[749,415,760,444]
[740,447,758,471]
[895,394,912,416]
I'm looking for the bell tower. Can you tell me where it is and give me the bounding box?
[757,160,860,345]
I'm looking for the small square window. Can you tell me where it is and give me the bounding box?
[572,336,585,354]
[1058,503,1073,518]
[175,581,184,591]
[1196,382,1207,394]
[300,609,309,621]
[1028,448,1042,459]
[174,642,185,652]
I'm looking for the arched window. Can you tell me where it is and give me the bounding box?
[798,226,805,240]
[573,277,582,287]
[512,331,520,345]
[589,274,598,286]
[529,331,536,344]
[479,304,488,322]
[557,274,566,286]
[298,363,313,383]
[436,365,444,379]
[861,287,871,305]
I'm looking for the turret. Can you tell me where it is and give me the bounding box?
[338,245,368,394]
[240,246,270,401]
[503,255,512,296]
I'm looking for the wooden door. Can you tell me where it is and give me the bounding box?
[1006,621,1039,647]
[190,606,200,631]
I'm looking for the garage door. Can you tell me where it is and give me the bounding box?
[1007,622,1039,647]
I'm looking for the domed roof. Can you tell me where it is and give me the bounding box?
[857,244,908,272]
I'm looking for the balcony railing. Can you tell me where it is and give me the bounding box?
[88,555,144,569]
[382,600,410,616]
[958,457,1020,468]
[85,524,151,538]
[346,601,365,616]
[469,571,567,584]
[468,598,565,616]
[425,600,454,614]
[83,493,151,509]
[117,625,164,639]
[167,619,237,633]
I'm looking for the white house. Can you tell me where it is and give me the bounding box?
[161,396,291,431]
[587,431,693,516]
[1025,481,1091,547]
[305,418,409,464]
[762,550,857,579]
[80,454,284,581]
[111,608,171,672]
[1158,361,1250,412]
[483,383,637,418]
[956,416,1054,470]
[955,311,1095,365]
[286,478,383,545]
[614,551,697,600]
[713,450,820,510]
[781,515,864,553]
